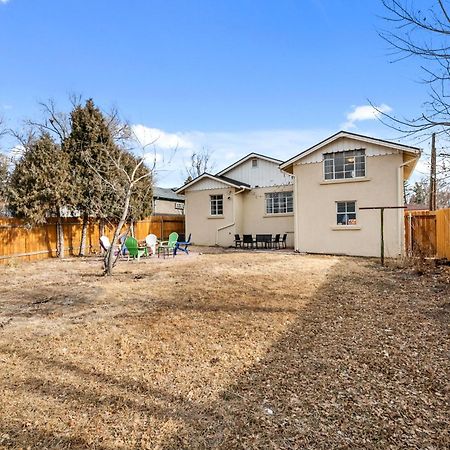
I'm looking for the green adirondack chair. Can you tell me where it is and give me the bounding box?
[157,232,178,258]
[124,237,147,261]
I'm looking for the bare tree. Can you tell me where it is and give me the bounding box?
[378,1,450,136]
[184,147,214,183]
[84,130,155,276]
[377,1,450,205]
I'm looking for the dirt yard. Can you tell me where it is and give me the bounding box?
[0,250,448,449]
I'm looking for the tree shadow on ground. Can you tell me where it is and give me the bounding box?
[0,259,448,449]
[172,260,450,449]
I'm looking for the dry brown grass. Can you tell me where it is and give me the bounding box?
[0,250,448,449]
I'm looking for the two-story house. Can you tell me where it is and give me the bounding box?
[177,131,420,257]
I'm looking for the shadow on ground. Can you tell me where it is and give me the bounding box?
[0,258,448,449]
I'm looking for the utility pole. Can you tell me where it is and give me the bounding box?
[429,133,437,211]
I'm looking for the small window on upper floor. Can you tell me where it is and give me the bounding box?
[251,158,258,168]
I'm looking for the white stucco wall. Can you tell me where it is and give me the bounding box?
[293,149,404,257]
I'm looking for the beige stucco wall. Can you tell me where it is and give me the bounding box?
[293,152,404,257]
[185,187,236,246]
[153,199,184,215]
[240,186,295,247]
[184,184,295,247]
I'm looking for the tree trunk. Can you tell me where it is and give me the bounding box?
[79,213,89,256]
[99,218,105,238]
[104,187,133,276]
[56,211,65,259]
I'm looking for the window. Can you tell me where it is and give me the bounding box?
[324,149,366,180]
[265,192,293,214]
[210,195,223,215]
[336,201,357,225]
[251,158,258,167]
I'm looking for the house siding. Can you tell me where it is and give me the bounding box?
[294,152,404,257]
[223,158,293,188]
[185,187,236,246]
[240,186,295,247]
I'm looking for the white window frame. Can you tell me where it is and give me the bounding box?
[336,201,357,225]
[210,194,223,216]
[251,158,258,168]
[265,191,293,214]
[323,149,366,180]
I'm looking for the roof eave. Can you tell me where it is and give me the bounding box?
[280,131,421,168]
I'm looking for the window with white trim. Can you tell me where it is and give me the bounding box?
[210,195,223,215]
[324,149,366,180]
[265,192,293,214]
[251,158,258,167]
[336,201,357,225]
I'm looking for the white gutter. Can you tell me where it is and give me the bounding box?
[397,156,418,256]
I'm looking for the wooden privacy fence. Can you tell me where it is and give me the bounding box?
[405,208,450,259]
[0,214,185,264]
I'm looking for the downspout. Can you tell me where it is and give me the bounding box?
[215,187,247,245]
[398,156,419,256]
[294,170,299,251]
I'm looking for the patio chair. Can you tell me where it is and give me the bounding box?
[272,234,281,249]
[99,235,111,252]
[243,234,254,249]
[158,232,178,258]
[234,234,242,248]
[281,233,287,248]
[124,236,147,261]
[256,234,269,249]
[99,236,120,256]
[145,233,158,256]
[174,233,191,256]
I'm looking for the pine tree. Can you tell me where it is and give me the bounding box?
[64,99,117,255]
[0,154,10,215]
[8,133,72,258]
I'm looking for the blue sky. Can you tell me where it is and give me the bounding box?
[0,0,431,186]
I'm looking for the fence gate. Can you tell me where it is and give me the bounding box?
[406,213,437,257]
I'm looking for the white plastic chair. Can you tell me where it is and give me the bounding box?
[145,234,158,256]
[99,235,111,252]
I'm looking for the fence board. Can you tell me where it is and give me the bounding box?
[0,215,184,264]
[404,208,450,259]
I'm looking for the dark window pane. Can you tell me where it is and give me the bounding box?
[337,202,346,213]
[347,202,356,212]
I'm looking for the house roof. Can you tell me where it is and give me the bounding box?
[175,173,251,194]
[153,187,185,202]
[280,130,421,173]
[216,152,283,176]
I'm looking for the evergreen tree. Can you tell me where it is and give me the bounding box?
[8,133,72,258]
[64,99,117,255]
[0,154,10,215]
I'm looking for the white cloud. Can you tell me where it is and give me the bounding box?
[343,104,392,129]
[0,0,10,4]
[131,124,330,188]
[132,124,193,150]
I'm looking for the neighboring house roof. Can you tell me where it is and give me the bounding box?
[280,130,421,173]
[175,173,251,194]
[153,187,185,202]
[216,152,283,176]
